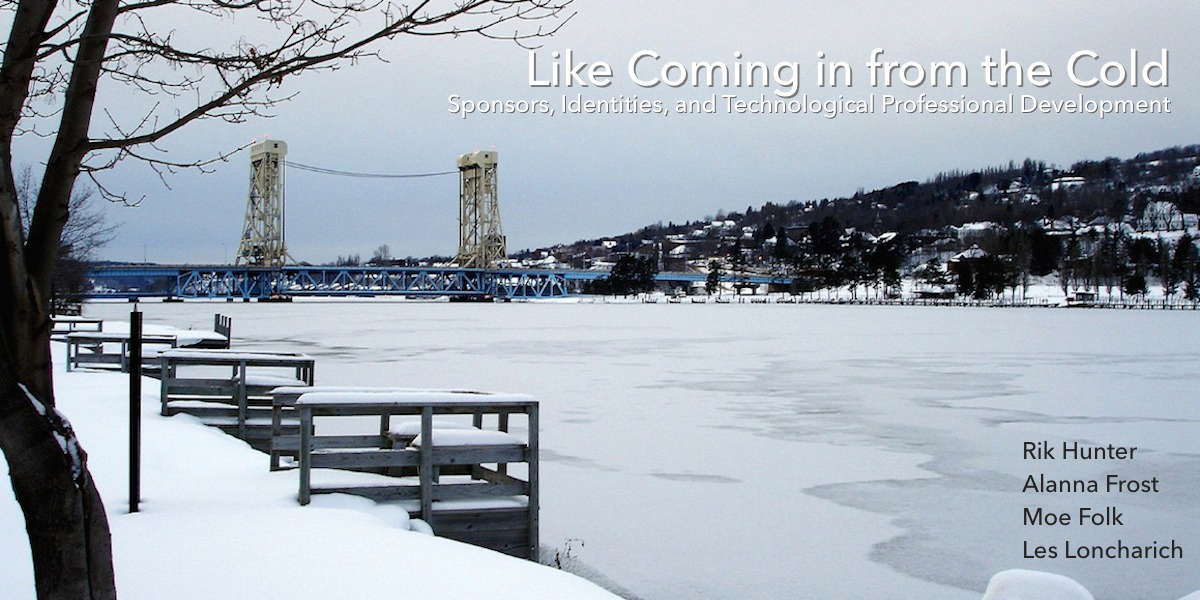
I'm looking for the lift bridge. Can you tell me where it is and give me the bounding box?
[83,265,783,300]
[85,142,786,300]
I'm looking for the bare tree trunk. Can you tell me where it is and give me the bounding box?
[0,0,121,594]
[0,237,116,599]
[1,355,116,600]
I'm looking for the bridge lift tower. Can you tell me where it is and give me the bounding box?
[235,139,292,267]
[455,150,507,268]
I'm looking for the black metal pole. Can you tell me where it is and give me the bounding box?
[129,309,142,513]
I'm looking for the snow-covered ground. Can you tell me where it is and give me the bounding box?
[0,353,619,599]
[5,300,1198,599]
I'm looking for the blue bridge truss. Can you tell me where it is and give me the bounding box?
[85,265,790,300]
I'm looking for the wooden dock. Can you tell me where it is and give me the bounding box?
[113,320,544,560]
[292,391,539,559]
[61,313,233,372]
[158,349,314,449]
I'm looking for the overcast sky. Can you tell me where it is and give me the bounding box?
[15,1,1200,264]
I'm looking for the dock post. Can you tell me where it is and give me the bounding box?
[419,406,433,523]
[129,310,142,513]
[298,406,312,505]
[527,403,539,558]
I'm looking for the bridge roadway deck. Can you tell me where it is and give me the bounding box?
[84,265,790,300]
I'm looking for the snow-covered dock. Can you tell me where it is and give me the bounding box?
[291,390,540,559]
[154,345,541,559]
[1,366,612,599]
[158,348,315,447]
[58,313,233,372]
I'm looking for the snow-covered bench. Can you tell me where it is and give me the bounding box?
[52,316,103,335]
[292,390,539,559]
[64,331,178,372]
[158,349,315,449]
[267,386,440,471]
[62,316,232,372]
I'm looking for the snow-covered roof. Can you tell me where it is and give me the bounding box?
[958,221,997,231]
[951,245,988,261]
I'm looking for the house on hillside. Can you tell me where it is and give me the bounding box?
[1139,201,1185,231]
[1051,175,1085,192]
[950,245,987,262]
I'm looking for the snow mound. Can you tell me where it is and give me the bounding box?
[980,570,1093,600]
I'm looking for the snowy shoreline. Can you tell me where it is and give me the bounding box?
[5,303,1199,599]
[1,364,620,599]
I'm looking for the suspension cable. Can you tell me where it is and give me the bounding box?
[284,160,457,179]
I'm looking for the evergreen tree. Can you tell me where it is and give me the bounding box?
[1123,273,1148,298]
[1028,227,1061,277]
[772,227,792,261]
[1159,239,1180,298]
[1172,234,1197,302]
[601,255,659,295]
[705,260,722,295]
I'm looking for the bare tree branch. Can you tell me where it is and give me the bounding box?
[0,3,573,596]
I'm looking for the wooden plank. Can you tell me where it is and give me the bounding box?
[245,385,301,396]
[473,467,529,491]
[270,402,286,471]
[304,404,526,417]
[419,406,432,522]
[298,407,312,505]
[312,485,421,501]
[237,362,247,440]
[310,449,420,469]
[424,445,527,465]
[162,380,238,394]
[73,354,123,365]
[164,405,241,418]
[209,424,296,441]
[431,482,526,501]
[497,412,510,477]
[311,481,525,503]
[271,434,387,452]
[431,508,530,533]
[320,444,526,467]
[299,401,536,416]
[528,402,539,557]
[161,353,314,368]
[159,356,170,416]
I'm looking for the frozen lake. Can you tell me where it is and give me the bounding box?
[87,300,1200,600]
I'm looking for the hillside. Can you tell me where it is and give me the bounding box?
[513,144,1200,300]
